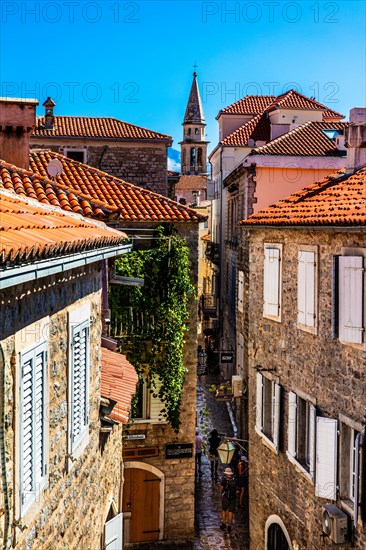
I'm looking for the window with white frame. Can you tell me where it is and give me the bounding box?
[20,341,47,515]
[255,372,280,450]
[237,270,244,313]
[339,421,362,524]
[287,392,316,478]
[315,416,338,500]
[263,245,282,320]
[69,306,90,455]
[334,254,364,344]
[64,148,87,163]
[133,375,165,423]
[297,249,317,331]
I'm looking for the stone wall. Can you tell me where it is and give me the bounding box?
[246,228,366,550]
[0,263,122,549]
[122,222,199,544]
[30,140,169,196]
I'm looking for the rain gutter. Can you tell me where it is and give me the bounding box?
[0,243,131,290]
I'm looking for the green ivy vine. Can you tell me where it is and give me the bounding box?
[109,225,195,432]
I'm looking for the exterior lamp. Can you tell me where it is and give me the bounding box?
[198,348,207,366]
[217,441,236,464]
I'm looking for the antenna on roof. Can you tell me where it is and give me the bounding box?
[46,158,63,179]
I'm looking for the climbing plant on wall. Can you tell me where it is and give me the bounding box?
[109,225,195,432]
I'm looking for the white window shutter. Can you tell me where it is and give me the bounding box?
[309,404,316,480]
[297,253,306,325]
[20,343,47,513]
[315,417,337,500]
[105,513,123,550]
[238,270,244,313]
[287,392,297,457]
[255,372,263,431]
[150,376,164,422]
[71,321,90,450]
[339,256,364,344]
[305,252,316,327]
[264,248,280,317]
[353,433,360,527]
[273,383,281,450]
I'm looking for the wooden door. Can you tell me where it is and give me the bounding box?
[123,468,160,542]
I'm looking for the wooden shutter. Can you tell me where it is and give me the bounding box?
[237,332,244,371]
[298,251,315,327]
[339,256,364,344]
[20,343,47,512]
[315,417,337,500]
[238,270,244,313]
[150,377,164,422]
[353,432,361,527]
[105,513,123,550]
[287,392,297,457]
[309,404,316,480]
[263,247,281,317]
[273,383,281,450]
[71,320,90,450]
[255,372,263,431]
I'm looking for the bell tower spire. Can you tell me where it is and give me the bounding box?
[180,70,209,175]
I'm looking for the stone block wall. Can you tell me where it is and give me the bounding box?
[0,263,122,549]
[246,228,366,550]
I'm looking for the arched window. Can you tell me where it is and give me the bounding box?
[188,128,191,135]
[197,148,203,167]
[267,523,290,550]
[195,128,199,135]
[190,148,196,168]
[182,149,186,168]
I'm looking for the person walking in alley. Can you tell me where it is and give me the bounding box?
[220,467,237,532]
[236,455,248,508]
[195,429,204,475]
[208,429,221,479]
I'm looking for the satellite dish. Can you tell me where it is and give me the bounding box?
[247,139,255,147]
[46,158,63,178]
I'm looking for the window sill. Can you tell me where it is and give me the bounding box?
[255,426,278,454]
[286,452,313,483]
[263,314,281,324]
[339,338,366,352]
[297,323,317,336]
[68,432,89,470]
[132,419,168,425]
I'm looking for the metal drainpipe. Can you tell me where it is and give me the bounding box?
[0,344,11,550]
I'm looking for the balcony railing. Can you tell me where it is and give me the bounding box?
[205,241,220,265]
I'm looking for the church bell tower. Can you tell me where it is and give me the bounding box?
[180,71,209,175]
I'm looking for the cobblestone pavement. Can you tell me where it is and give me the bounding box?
[194,372,250,549]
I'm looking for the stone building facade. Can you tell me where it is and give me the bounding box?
[30,98,172,196]
[0,189,133,549]
[240,163,366,549]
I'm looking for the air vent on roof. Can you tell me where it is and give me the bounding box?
[46,159,63,178]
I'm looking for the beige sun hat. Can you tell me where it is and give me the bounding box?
[224,467,233,476]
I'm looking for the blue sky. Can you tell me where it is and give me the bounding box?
[1,0,365,153]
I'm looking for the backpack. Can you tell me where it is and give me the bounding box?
[223,478,236,500]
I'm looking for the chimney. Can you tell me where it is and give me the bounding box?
[0,97,38,170]
[43,97,56,129]
[345,107,366,173]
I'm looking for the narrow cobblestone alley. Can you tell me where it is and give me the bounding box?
[194,372,250,550]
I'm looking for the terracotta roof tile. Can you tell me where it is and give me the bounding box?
[100,347,138,424]
[176,175,207,192]
[28,150,206,223]
[0,188,128,265]
[218,95,275,116]
[252,121,348,157]
[221,113,270,146]
[33,116,172,143]
[240,167,366,227]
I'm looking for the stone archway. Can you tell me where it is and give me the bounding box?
[265,515,293,550]
[122,462,165,543]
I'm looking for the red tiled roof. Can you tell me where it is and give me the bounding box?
[28,150,206,223]
[0,159,119,220]
[176,175,207,192]
[221,113,270,146]
[100,347,138,424]
[0,188,128,265]
[252,121,348,157]
[33,116,172,143]
[218,96,275,116]
[218,90,344,119]
[239,167,366,227]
